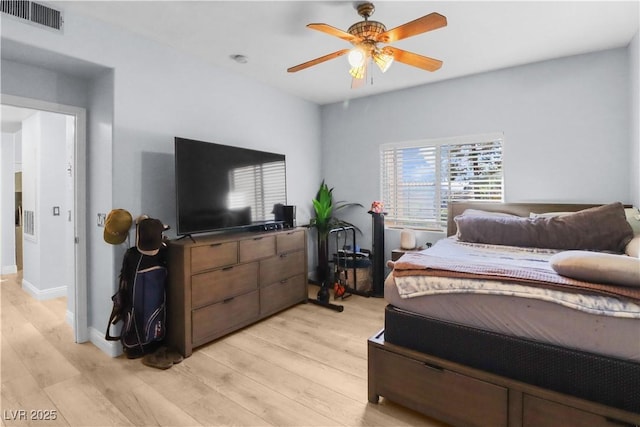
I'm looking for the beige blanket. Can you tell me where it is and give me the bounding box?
[392,238,640,303]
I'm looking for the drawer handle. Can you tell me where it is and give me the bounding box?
[223,297,235,304]
[422,362,444,372]
[222,266,234,271]
[280,279,288,284]
[210,243,222,247]
[254,237,263,241]
[280,253,288,258]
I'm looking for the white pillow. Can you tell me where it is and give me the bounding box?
[626,235,640,258]
[550,251,640,287]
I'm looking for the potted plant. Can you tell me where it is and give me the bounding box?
[309,180,363,293]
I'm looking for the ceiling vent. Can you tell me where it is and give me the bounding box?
[1,1,63,31]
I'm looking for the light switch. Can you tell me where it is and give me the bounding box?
[53,206,60,216]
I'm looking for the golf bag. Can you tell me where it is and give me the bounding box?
[106,246,167,357]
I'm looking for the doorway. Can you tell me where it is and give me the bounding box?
[1,94,87,343]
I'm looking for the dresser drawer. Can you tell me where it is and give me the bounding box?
[373,346,508,427]
[191,241,238,273]
[260,273,306,316]
[239,235,276,263]
[191,262,258,308]
[259,249,305,286]
[276,230,305,254]
[191,290,259,346]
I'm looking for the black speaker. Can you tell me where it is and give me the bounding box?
[281,205,296,228]
[370,212,385,297]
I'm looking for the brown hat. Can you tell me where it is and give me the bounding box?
[104,209,132,245]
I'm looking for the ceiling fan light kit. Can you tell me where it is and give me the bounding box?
[287,2,447,88]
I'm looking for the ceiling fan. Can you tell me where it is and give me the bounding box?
[287,2,447,88]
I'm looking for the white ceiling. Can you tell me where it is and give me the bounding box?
[47,0,638,106]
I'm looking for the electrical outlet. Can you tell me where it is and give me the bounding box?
[97,213,106,227]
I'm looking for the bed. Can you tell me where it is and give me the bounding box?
[368,202,640,427]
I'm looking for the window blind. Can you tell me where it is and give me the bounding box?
[381,134,504,230]
[229,161,286,222]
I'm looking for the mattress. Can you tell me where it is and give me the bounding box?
[383,304,640,414]
[385,275,640,362]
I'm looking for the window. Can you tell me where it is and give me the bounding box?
[380,133,504,230]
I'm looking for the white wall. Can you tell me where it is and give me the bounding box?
[20,111,69,299]
[322,48,633,255]
[1,132,17,274]
[1,9,321,353]
[630,31,639,207]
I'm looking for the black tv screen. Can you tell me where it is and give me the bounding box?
[174,137,287,235]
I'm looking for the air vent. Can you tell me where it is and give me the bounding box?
[23,210,35,236]
[1,1,63,31]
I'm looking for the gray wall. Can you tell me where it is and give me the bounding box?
[321,47,635,255]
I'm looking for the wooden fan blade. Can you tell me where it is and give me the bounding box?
[386,47,443,72]
[287,49,350,73]
[307,23,360,42]
[377,12,447,43]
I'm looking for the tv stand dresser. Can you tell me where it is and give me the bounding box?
[166,228,308,357]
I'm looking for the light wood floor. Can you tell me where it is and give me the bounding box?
[1,273,447,427]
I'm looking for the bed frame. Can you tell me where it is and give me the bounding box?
[369,202,640,427]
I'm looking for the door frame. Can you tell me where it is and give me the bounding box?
[1,93,88,343]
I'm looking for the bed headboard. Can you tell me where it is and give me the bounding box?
[446,202,606,237]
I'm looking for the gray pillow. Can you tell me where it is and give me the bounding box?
[454,202,634,252]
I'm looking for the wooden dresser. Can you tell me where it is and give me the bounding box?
[166,228,308,357]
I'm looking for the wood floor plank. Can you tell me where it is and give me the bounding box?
[1,386,69,427]
[1,273,443,426]
[222,330,367,400]
[185,351,340,426]
[0,336,31,384]
[44,376,132,426]
[242,315,369,378]
[3,321,80,388]
[80,360,202,426]
[135,360,272,426]
[200,339,426,427]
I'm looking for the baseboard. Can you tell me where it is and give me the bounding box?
[22,279,66,301]
[89,326,123,358]
[1,265,18,275]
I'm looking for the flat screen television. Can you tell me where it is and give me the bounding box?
[174,137,287,236]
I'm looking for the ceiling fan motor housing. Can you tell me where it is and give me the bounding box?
[348,20,386,41]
